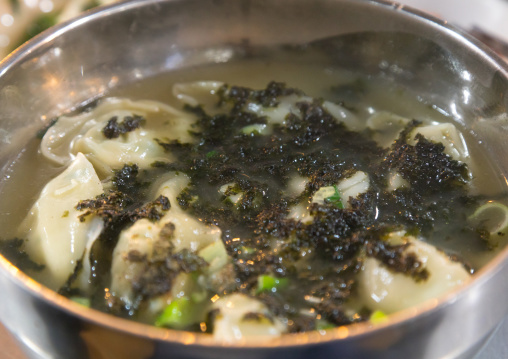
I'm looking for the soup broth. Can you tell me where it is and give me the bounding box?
[1,56,507,341]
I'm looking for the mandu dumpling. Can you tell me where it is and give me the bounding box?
[41,97,197,176]
[18,152,103,289]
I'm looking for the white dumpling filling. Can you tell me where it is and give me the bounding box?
[358,233,471,314]
[18,153,104,289]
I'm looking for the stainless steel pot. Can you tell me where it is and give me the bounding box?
[1,1,508,358]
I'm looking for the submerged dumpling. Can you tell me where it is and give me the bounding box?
[18,153,104,289]
[358,232,471,313]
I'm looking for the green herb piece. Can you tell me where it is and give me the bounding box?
[256,275,289,294]
[70,297,91,307]
[325,185,344,209]
[315,319,335,330]
[369,310,388,324]
[155,297,195,329]
[206,150,218,159]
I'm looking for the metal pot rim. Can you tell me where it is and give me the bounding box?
[1,0,508,350]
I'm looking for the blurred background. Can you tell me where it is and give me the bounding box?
[0,0,507,358]
[1,0,508,60]
[0,0,118,58]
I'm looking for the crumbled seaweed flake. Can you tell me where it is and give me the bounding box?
[447,253,475,274]
[155,139,194,156]
[102,117,120,138]
[159,222,176,241]
[242,312,274,323]
[315,301,353,326]
[177,187,195,210]
[112,164,140,193]
[254,291,316,333]
[310,278,355,303]
[365,241,429,282]
[58,258,84,297]
[126,250,146,262]
[131,195,171,222]
[386,123,469,194]
[218,81,303,113]
[0,238,45,272]
[303,204,370,261]
[130,248,206,299]
[102,115,145,139]
[131,260,178,299]
[76,191,132,222]
[173,249,209,273]
[78,191,169,223]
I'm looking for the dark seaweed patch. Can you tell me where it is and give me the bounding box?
[102,115,144,139]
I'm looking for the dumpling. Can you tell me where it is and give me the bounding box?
[18,152,104,289]
[409,123,469,163]
[211,293,286,343]
[41,97,197,175]
[358,232,471,313]
[110,173,222,307]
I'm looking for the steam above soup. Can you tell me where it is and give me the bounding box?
[1,63,507,342]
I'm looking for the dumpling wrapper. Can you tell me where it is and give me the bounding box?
[110,173,222,307]
[19,152,104,289]
[212,293,286,343]
[41,98,196,175]
[359,234,471,314]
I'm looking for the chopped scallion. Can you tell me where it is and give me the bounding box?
[256,275,288,294]
[325,185,344,209]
